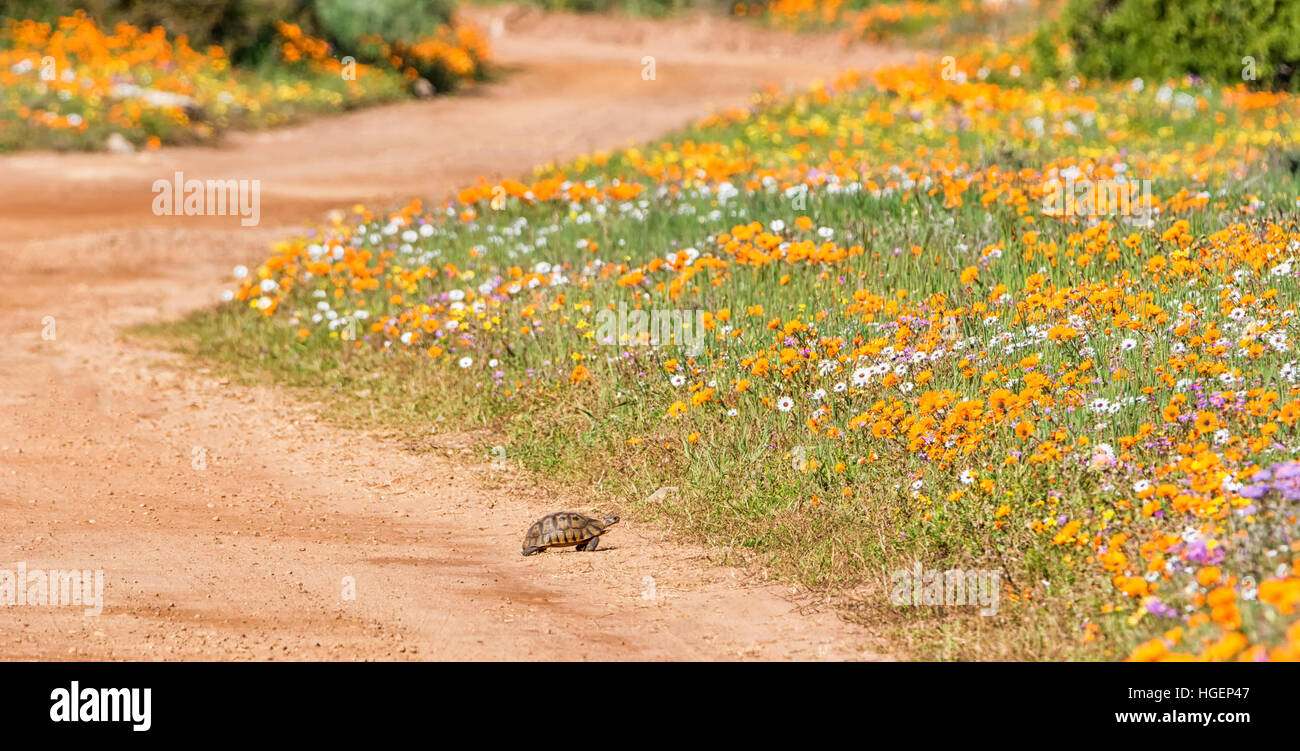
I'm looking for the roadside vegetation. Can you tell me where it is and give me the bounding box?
[0,1,489,151]
[735,0,1049,46]
[143,0,1300,660]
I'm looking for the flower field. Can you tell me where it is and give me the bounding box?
[733,0,1043,44]
[0,12,489,151]
[183,40,1300,660]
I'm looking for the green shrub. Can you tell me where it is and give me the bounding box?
[544,0,690,16]
[1038,0,1300,90]
[314,0,455,47]
[0,1,471,66]
[1,1,323,62]
[468,0,716,17]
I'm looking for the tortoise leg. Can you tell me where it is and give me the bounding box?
[522,546,545,556]
[584,536,599,552]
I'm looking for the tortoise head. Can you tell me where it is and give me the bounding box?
[603,515,620,527]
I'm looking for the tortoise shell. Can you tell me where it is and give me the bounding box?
[522,511,619,556]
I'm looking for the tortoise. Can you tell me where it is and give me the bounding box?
[522,511,619,556]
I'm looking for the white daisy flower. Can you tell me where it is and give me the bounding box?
[1089,443,1116,468]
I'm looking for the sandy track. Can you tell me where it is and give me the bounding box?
[0,6,905,660]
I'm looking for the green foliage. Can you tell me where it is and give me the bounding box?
[549,0,693,16]
[1039,0,1300,90]
[1,1,473,65]
[314,0,456,47]
[2,0,323,62]
[470,0,715,18]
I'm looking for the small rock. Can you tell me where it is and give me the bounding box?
[413,78,436,99]
[105,133,134,154]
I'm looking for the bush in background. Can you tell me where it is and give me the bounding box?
[1036,0,1300,90]
[314,0,455,47]
[315,0,488,93]
[471,0,711,18]
[1,0,323,62]
[0,1,489,151]
[1,1,475,65]
[354,24,490,94]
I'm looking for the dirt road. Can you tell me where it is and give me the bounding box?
[0,5,906,660]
